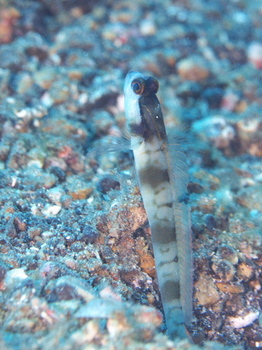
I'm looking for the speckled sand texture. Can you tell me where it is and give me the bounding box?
[0,1,261,349]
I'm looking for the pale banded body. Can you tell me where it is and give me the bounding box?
[124,71,192,338]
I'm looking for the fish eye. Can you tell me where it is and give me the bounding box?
[131,79,145,95]
[148,77,159,94]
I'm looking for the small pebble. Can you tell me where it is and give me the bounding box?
[217,245,239,265]
[216,282,245,294]
[44,276,94,303]
[4,268,28,289]
[211,259,236,282]
[228,309,259,329]
[39,261,73,279]
[237,185,262,212]
[247,42,262,69]
[195,274,220,306]
[192,116,236,150]
[28,227,42,240]
[42,204,61,217]
[139,18,156,36]
[177,55,210,81]
[237,260,254,281]
[100,286,122,302]
[135,238,156,277]
[70,320,99,344]
[80,225,100,244]
[66,176,93,200]
[98,176,120,194]
[46,186,65,205]
[75,298,123,319]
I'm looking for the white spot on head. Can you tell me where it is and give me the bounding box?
[124,71,146,126]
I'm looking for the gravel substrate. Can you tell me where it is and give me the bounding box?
[0,1,261,349]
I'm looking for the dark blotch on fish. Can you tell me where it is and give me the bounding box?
[139,166,169,188]
[162,280,181,301]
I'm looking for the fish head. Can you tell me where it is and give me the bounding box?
[124,71,165,142]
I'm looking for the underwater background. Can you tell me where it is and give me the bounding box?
[0,0,261,349]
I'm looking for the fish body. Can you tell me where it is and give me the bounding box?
[124,71,192,338]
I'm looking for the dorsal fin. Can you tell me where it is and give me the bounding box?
[174,202,193,327]
[166,132,189,202]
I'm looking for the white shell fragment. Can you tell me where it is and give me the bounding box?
[75,298,123,319]
[228,309,260,329]
[15,105,48,119]
[4,268,29,289]
[42,204,62,217]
